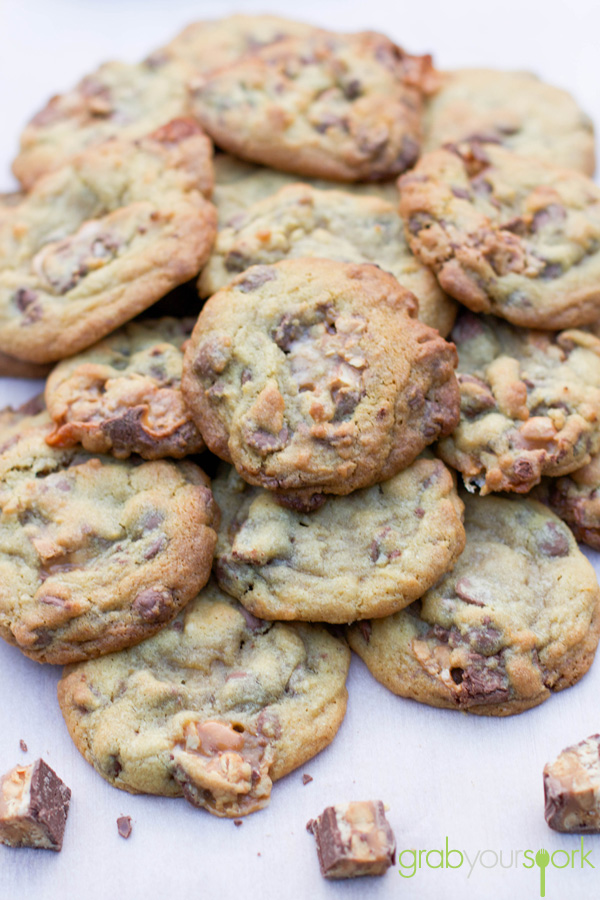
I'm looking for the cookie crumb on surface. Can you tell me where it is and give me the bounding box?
[117,816,132,839]
[18,740,27,753]
[302,774,313,785]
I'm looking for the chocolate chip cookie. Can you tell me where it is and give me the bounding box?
[399,142,600,329]
[12,60,194,189]
[437,312,600,494]
[150,13,319,74]
[0,352,51,380]
[213,458,465,622]
[534,455,600,551]
[200,183,456,335]
[0,120,216,364]
[182,259,460,508]
[45,318,204,459]
[192,30,437,182]
[57,579,350,817]
[423,69,596,175]
[212,154,400,224]
[348,493,600,716]
[0,409,218,664]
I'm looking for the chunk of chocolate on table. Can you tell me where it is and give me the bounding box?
[0,759,71,851]
[307,801,395,879]
[117,816,132,839]
[544,735,600,833]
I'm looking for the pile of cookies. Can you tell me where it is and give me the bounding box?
[1,12,600,852]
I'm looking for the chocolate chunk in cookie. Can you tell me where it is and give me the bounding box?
[57,580,350,818]
[183,259,459,508]
[437,311,600,494]
[423,69,595,175]
[348,493,600,716]
[0,120,216,364]
[535,453,600,551]
[12,60,195,188]
[399,142,600,329]
[200,183,456,335]
[544,735,600,833]
[0,409,218,664]
[307,801,396,879]
[192,30,437,182]
[213,459,465,622]
[0,759,71,851]
[45,318,204,460]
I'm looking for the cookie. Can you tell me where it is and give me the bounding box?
[423,69,595,175]
[212,154,400,224]
[0,119,216,364]
[199,183,457,335]
[534,455,600,551]
[399,142,600,329]
[437,312,600,494]
[182,258,460,507]
[150,13,319,74]
[0,352,51,380]
[544,735,600,833]
[213,459,465,622]
[191,31,437,182]
[0,409,218,664]
[57,579,350,818]
[12,59,195,189]
[45,318,205,460]
[348,493,600,716]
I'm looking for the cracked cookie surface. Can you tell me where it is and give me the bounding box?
[57,579,350,817]
[423,69,595,175]
[12,60,195,189]
[45,318,204,460]
[192,30,436,182]
[0,120,216,363]
[200,183,456,335]
[348,493,600,716]
[182,258,460,507]
[0,409,218,664]
[399,142,600,329]
[213,459,465,622]
[437,312,600,494]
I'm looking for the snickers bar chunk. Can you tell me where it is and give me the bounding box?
[307,801,395,879]
[0,759,71,851]
[348,492,600,716]
[544,735,600,832]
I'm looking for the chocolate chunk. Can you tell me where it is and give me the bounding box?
[544,735,600,833]
[307,801,395,879]
[116,816,132,839]
[19,741,27,754]
[234,819,243,827]
[302,774,313,785]
[0,759,71,851]
[133,588,175,624]
[237,267,277,293]
[538,522,570,558]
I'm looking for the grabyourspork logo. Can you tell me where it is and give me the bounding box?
[398,836,594,896]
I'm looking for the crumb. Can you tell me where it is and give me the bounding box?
[117,816,132,839]
[19,740,27,753]
[234,819,243,827]
[302,773,313,785]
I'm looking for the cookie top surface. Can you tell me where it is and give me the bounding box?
[57,579,350,817]
[45,317,205,460]
[399,142,600,329]
[536,453,600,552]
[437,312,600,494]
[213,458,465,623]
[0,120,216,363]
[200,183,456,335]
[182,258,460,505]
[0,409,218,664]
[212,154,400,223]
[192,30,436,182]
[348,493,600,716]
[12,60,194,189]
[423,68,595,175]
[151,14,319,73]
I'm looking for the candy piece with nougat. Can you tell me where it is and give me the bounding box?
[544,735,600,832]
[307,801,396,879]
[0,759,71,851]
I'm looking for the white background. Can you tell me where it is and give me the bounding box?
[1,1,600,898]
